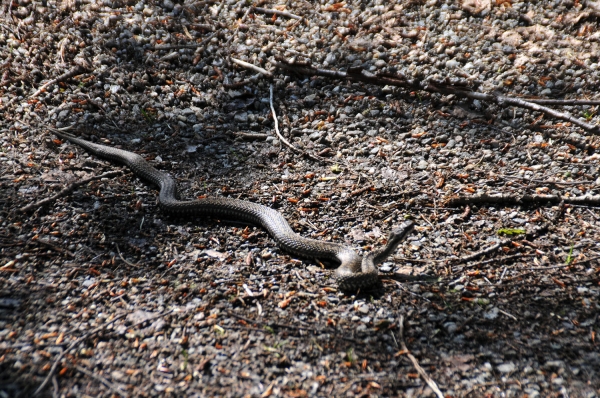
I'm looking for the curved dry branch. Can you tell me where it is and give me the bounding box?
[274,59,600,134]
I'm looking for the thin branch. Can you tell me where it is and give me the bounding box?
[228,311,314,332]
[498,309,517,321]
[458,253,536,270]
[19,170,122,213]
[269,84,303,153]
[150,32,216,51]
[448,221,550,266]
[447,192,600,207]
[526,256,600,269]
[106,309,174,336]
[350,185,374,197]
[225,7,251,47]
[34,238,75,258]
[526,265,569,271]
[396,316,444,398]
[268,85,337,164]
[52,376,59,398]
[231,132,269,140]
[523,98,600,105]
[226,311,363,343]
[251,6,303,20]
[457,90,600,133]
[29,65,86,99]
[75,365,127,398]
[231,57,272,77]
[274,60,600,134]
[34,314,126,396]
[222,73,262,88]
[455,239,511,263]
[188,23,215,31]
[151,44,207,50]
[501,175,597,186]
[116,243,139,267]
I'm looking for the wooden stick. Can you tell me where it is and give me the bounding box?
[19,170,122,213]
[33,314,127,396]
[29,66,86,98]
[268,85,337,164]
[232,132,269,140]
[227,311,364,343]
[269,84,302,153]
[447,192,600,207]
[274,60,600,134]
[396,316,444,398]
[116,243,139,267]
[456,239,511,263]
[75,365,127,397]
[522,98,600,106]
[251,6,303,20]
[231,57,272,77]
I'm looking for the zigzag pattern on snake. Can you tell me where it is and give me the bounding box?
[53,131,414,290]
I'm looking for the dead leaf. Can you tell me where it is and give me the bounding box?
[278,298,291,309]
[203,249,228,259]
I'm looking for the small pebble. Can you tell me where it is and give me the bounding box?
[497,363,516,373]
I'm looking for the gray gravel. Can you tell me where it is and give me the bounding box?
[1,0,600,397]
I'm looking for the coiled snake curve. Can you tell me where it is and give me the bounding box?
[53,131,415,290]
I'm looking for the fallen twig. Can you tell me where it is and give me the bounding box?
[231,132,269,140]
[231,57,272,77]
[501,175,597,186]
[19,170,123,213]
[268,85,337,164]
[458,253,536,270]
[29,65,86,99]
[459,91,599,133]
[52,376,59,398]
[274,60,600,134]
[34,313,126,396]
[456,239,512,263]
[527,256,600,269]
[350,185,374,197]
[448,221,553,266]
[523,98,600,106]
[151,32,215,51]
[188,23,215,31]
[223,73,262,88]
[396,316,444,398]
[34,238,75,258]
[104,309,174,337]
[269,84,301,153]
[151,44,207,50]
[498,309,517,321]
[251,6,303,20]
[227,311,364,343]
[447,192,600,207]
[75,365,127,398]
[116,243,139,267]
[228,311,314,332]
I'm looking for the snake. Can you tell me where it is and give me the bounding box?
[52,131,415,290]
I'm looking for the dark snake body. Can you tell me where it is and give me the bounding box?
[54,131,414,290]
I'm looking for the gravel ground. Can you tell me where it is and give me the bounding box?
[1,0,600,397]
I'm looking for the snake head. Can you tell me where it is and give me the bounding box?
[388,220,415,241]
[368,220,416,268]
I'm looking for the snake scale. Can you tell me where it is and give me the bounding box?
[53,131,414,290]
